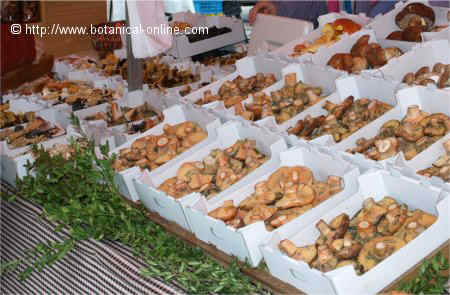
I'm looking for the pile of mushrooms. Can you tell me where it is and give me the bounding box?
[199,51,247,67]
[402,63,450,89]
[417,139,450,182]
[234,73,324,124]
[46,138,90,160]
[346,106,450,161]
[0,103,36,129]
[327,35,403,73]
[208,166,343,231]
[113,121,207,172]
[387,3,447,42]
[158,139,267,199]
[0,117,66,149]
[291,18,362,57]
[126,118,162,135]
[41,80,123,111]
[14,76,52,96]
[85,102,160,127]
[143,56,200,89]
[279,196,436,274]
[195,73,277,108]
[98,53,127,78]
[288,96,393,143]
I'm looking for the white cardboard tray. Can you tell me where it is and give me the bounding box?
[167,12,246,59]
[261,169,449,295]
[109,103,221,203]
[368,0,450,50]
[271,14,373,63]
[74,89,165,149]
[423,26,450,42]
[181,55,288,112]
[332,86,450,173]
[378,39,450,83]
[1,129,82,186]
[1,98,46,114]
[133,120,288,232]
[264,75,399,148]
[0,108,71,156]
[393,133,450,192]
[248,14,313,56]
[225,63,345,132]
[311,29,415,72]
[184,145,359,267]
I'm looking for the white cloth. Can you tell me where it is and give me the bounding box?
[126,0,173,58]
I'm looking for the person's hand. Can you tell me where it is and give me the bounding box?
[248,1,277,25]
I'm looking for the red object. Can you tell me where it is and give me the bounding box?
[1,23,36,75]
[90,21,125,51]
[327,0,340,13]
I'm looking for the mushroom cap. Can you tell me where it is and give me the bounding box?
[332,18,362,34]
[358,236,405,272]
[395,3,435,31]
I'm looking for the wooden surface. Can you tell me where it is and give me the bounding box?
[35,1,106,57]
[1,54,54,93]
[126,198,449,294]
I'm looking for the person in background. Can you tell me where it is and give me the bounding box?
[248,1,328,28]
[250,0,449,26]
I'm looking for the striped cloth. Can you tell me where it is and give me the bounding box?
[0,181,185,295]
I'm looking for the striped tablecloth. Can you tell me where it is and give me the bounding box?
[0,182,185,295]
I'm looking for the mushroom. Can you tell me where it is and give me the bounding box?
[329,213,350,238]
[377,206,407,235]
[243,205,277,225]
[374,137,399,160]
[209,200,238,222]
[311,245,338,272]
[315,220,336,246]
[395,3,435,31]
[330,238,362,260]
[358,236,405,272]
[279,240,318,264]
[402,72,415,85]
[394,210,437,242]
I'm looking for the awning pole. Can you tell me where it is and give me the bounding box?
[125,0,143,92]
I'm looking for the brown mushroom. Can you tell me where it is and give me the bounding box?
[311,245,338,272]
[358,236,405,272]
[329,213,350,238]
[395,3,435,31]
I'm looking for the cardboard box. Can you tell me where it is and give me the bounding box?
[271,12,373,63]
[310,29,415,70]
[378,39,450,84]
[1,98,46,114]
[247,14,313,56]
[225,63,345,133]
[74,90,164,149]
[333,86,450,173]
[261,169,449,295]
[393,133,450,192]
[0,129,82,186]
[265,75,399,148]
[0,108,74,186]
[133,120,288,232]
[110,103,221,203]
[184,146,359,266]
[181,55,288,112]
[0,108,71,155]
[422,27,450,42]
[167,12,246,59]
[368,0,449,50]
